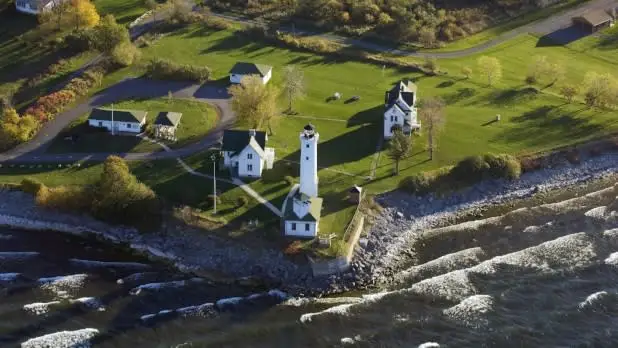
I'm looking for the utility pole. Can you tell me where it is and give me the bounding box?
[211,153,217,214]
[111,103,115,136]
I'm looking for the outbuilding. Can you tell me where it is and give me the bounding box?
[87,108,147,134]
[229,62,273,85]
[572,10,614,33]
[153,112,182,141]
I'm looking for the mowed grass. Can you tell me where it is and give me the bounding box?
[141,26,618,192]
[45,98,218,153]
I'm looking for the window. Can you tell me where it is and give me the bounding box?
[306,156,309,160]
[126,123,132,128]
[247,153,253,159]
[395,117,398,122]
[390,116,393,122]
[291,223,296,231]
[98,121,103,127]
[306,144,310,148]
[305,224,310,231]
[247,164,253,172]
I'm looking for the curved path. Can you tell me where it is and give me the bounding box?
[0,78,234,163]
[214,0,618,58]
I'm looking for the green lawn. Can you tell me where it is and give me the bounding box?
[45,98,217,153]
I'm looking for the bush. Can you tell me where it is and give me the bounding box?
[449,155,488,183]
[237,195,249,207]
[110,41,140,67]
[283,240,303,256]
[145,58,211,82]
[482,154,521,180]
[63,29,94,52]
[35,185,93,212]
[284,175,295,186]
[20,178,44,195]
[25,90,76,122]
[398,172,436,195]
[65,78,91,96]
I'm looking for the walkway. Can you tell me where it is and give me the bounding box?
[213,0,618,58]
[140,135,283,217]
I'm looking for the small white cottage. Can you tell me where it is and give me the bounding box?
[229,62,273,85]
[153,112,182,141]
[221,129,275,178]
[384,80,420,139]
[15,0,57,15]
[87,108,147,134]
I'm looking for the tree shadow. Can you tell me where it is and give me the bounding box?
[436,80,455,88]
[487,87,539,106]
[442,87,476,105]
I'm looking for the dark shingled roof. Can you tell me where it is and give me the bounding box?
[284,194,323,222]
[385,80,417,109]
[222,130,267,154]
[573,10,613,26]
[88,108,146,123]
[154,112,183,127]
[229,62,272,77]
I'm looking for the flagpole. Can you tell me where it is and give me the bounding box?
[111,103,115,136]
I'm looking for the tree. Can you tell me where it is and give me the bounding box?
[39,0,72,31]
[423,57,439,74]
[91,15,130,54]
[91,156,160,228]
[528,55,548,84]
[282,65,305,113]
[228,76,280,134]
[547,62,565,84]
[0,108,39,150]
[387,127,411,175]
[560,83,579,103]
[418,27,437,48]
[461,66,472,79]
[111,41,140,66]
[419,97,446,161]
[477,56,502,86]
[70,0,100,30]
[584,72,615,108]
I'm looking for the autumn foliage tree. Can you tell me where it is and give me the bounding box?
[477,56,502,87]
[228,75,280,134]
[0,108,40,150]
[419,97,446,161]
[39,0,99,31]
[387,127,411,175]
[70,0,100,30]
[282,65,305,113]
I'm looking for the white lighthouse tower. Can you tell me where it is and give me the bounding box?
[299,124,319,198]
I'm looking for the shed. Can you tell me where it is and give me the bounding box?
[153,112,183,141]
[572,10,614,33]
[229,62,273,85]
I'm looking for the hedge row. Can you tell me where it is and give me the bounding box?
[145,58,211,83]
[399,154,522,195]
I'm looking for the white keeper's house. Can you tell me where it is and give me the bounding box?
[384,80,420,139]
[282,124,323,238]
[87,108,147,134]
[229,62,273,85]
[15,0,57,15]
[221,129,275,178]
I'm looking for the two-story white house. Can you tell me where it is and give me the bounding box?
[221,129,275,178]
[229,62,273,85]
[87,108,147,134]
[384,80,420,139]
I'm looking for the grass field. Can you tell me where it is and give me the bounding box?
[45,98,217,153]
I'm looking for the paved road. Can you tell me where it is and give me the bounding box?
[0,78,234,163]
[214,0,618,58]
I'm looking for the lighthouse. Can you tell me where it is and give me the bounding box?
[299,124,319,198]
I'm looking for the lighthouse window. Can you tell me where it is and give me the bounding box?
[306,144,309,148]
[306,156,309,160]
[291,223,296,231]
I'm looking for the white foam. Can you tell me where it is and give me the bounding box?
[69,259,150,270]
[23,301,63,315]
[0,272,21,281]
[300,303,354,323]
[216,297,244,308]
[341,337,355,345]
[21,328,99,348]
[176,303,215,316]
[140,313,156,321]
[418,343,440,348]
[605,252,618,265]
[129,278,203,295]
[443,294,495,328]
[38,274,89,298]
[116,272,159,285]
[71,297,105,311]
[0,251,38,259]
[579,291,614,309]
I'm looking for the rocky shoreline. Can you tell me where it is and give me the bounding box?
[0,151,617,296]
[352,151,618,287]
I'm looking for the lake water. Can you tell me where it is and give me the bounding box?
[3,187,618,348]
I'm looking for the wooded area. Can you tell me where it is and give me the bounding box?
[205,0,566,45]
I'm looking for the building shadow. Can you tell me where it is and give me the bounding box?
[536,26,590,47]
